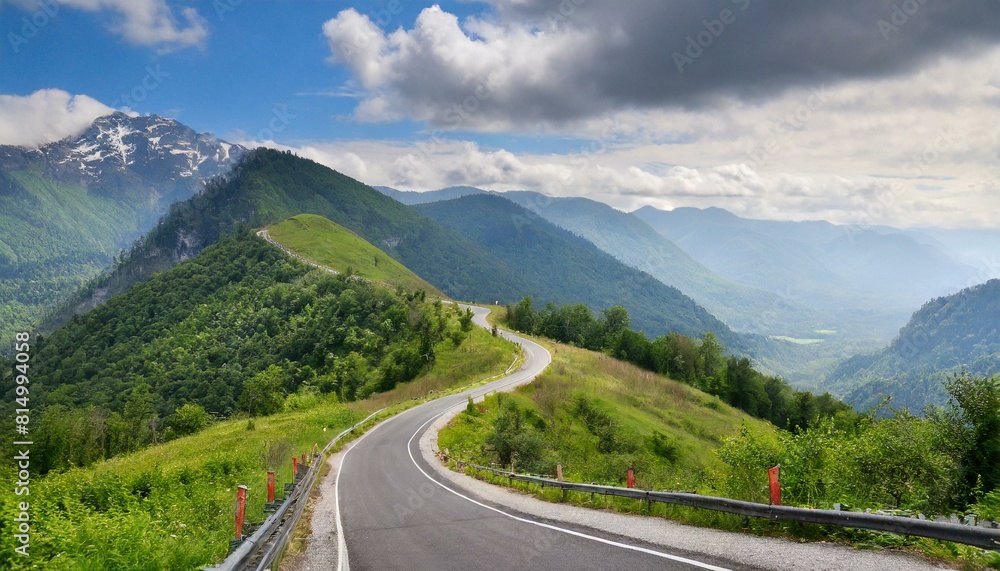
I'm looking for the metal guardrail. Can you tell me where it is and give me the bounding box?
[466,463,1000,551]
[211,408,386,571]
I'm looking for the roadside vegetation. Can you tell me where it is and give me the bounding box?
[0,219,521,568]
[441,301,1000,567]
[505,296,854,431]
[0,299,516,569]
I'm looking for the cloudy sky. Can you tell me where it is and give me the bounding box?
[2,0,999,228]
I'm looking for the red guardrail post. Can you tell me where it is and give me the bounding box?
[768,465,781,506]
[234,485,248,539]
[627,468,635,489]
[266,471,276,503]
[292,456,298,476]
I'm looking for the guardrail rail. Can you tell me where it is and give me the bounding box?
[211,409,385,571]
[465,463,1000,551]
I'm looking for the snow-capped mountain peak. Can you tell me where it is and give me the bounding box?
[0,112,247,191]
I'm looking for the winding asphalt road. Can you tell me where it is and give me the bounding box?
[335,306,744,571]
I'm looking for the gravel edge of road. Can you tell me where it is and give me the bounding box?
[280,444,352,571]
[419,399,954,571]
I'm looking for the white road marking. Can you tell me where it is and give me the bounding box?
[406,412,734,571]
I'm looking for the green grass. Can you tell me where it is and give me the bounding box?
[0,313,516,569]
[440,340,776,489]
[0,400,359,570]
[439,338,1000,569]
[349,323,519,413]
[267,214,445,297]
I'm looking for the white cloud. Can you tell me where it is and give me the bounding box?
[322,3,1000,130]
[0,89,113,147]
[10,0,207,50]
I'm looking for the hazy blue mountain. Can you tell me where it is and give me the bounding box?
[375,185,485,205]
[414,193,767,354]
[828,279,1000,411]
[633,205,976,317]
[499,190,813,334]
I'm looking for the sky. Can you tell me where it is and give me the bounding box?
[1,0,999,229]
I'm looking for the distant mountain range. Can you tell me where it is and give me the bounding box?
[376,186,984,341]
[414,193,752,349]
[0,112,244,345]
[632,205,978,314]
[827,279,1000,411]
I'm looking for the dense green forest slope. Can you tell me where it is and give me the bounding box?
[828,279,1000,411]
[3,227,479,473]
[0,170,145,345]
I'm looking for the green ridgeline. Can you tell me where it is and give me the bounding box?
[267,214,445,298]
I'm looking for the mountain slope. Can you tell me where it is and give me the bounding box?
[414,193,754,350]
[374,185,484,205]
[46,149,528,330]
[501,191,809,335]
[828,279,1000,411]
[265,214,444,296]
[25,227,459,419]
[634,205,975,308]
[634,205,977,339]
[0,113,244,346]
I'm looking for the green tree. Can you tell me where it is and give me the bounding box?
[485,400,543,469]
[944,373,1000,495]
[238,365,286,416]
[171,403,210,436]
[724,357,770,418]
[837,413,948,508]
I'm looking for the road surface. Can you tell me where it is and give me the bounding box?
[333,306,741,571]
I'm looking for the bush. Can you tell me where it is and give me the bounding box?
[171,403,210,436]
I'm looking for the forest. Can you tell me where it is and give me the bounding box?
[0,227,472,474]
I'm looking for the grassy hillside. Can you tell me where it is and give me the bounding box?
[46,149,527,331]
[266,214,444,297]
[440,341,776,491]
[0,321,516,569]
[829,279,1000,411]
[0,169,149,347]
[416,193,763,355]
